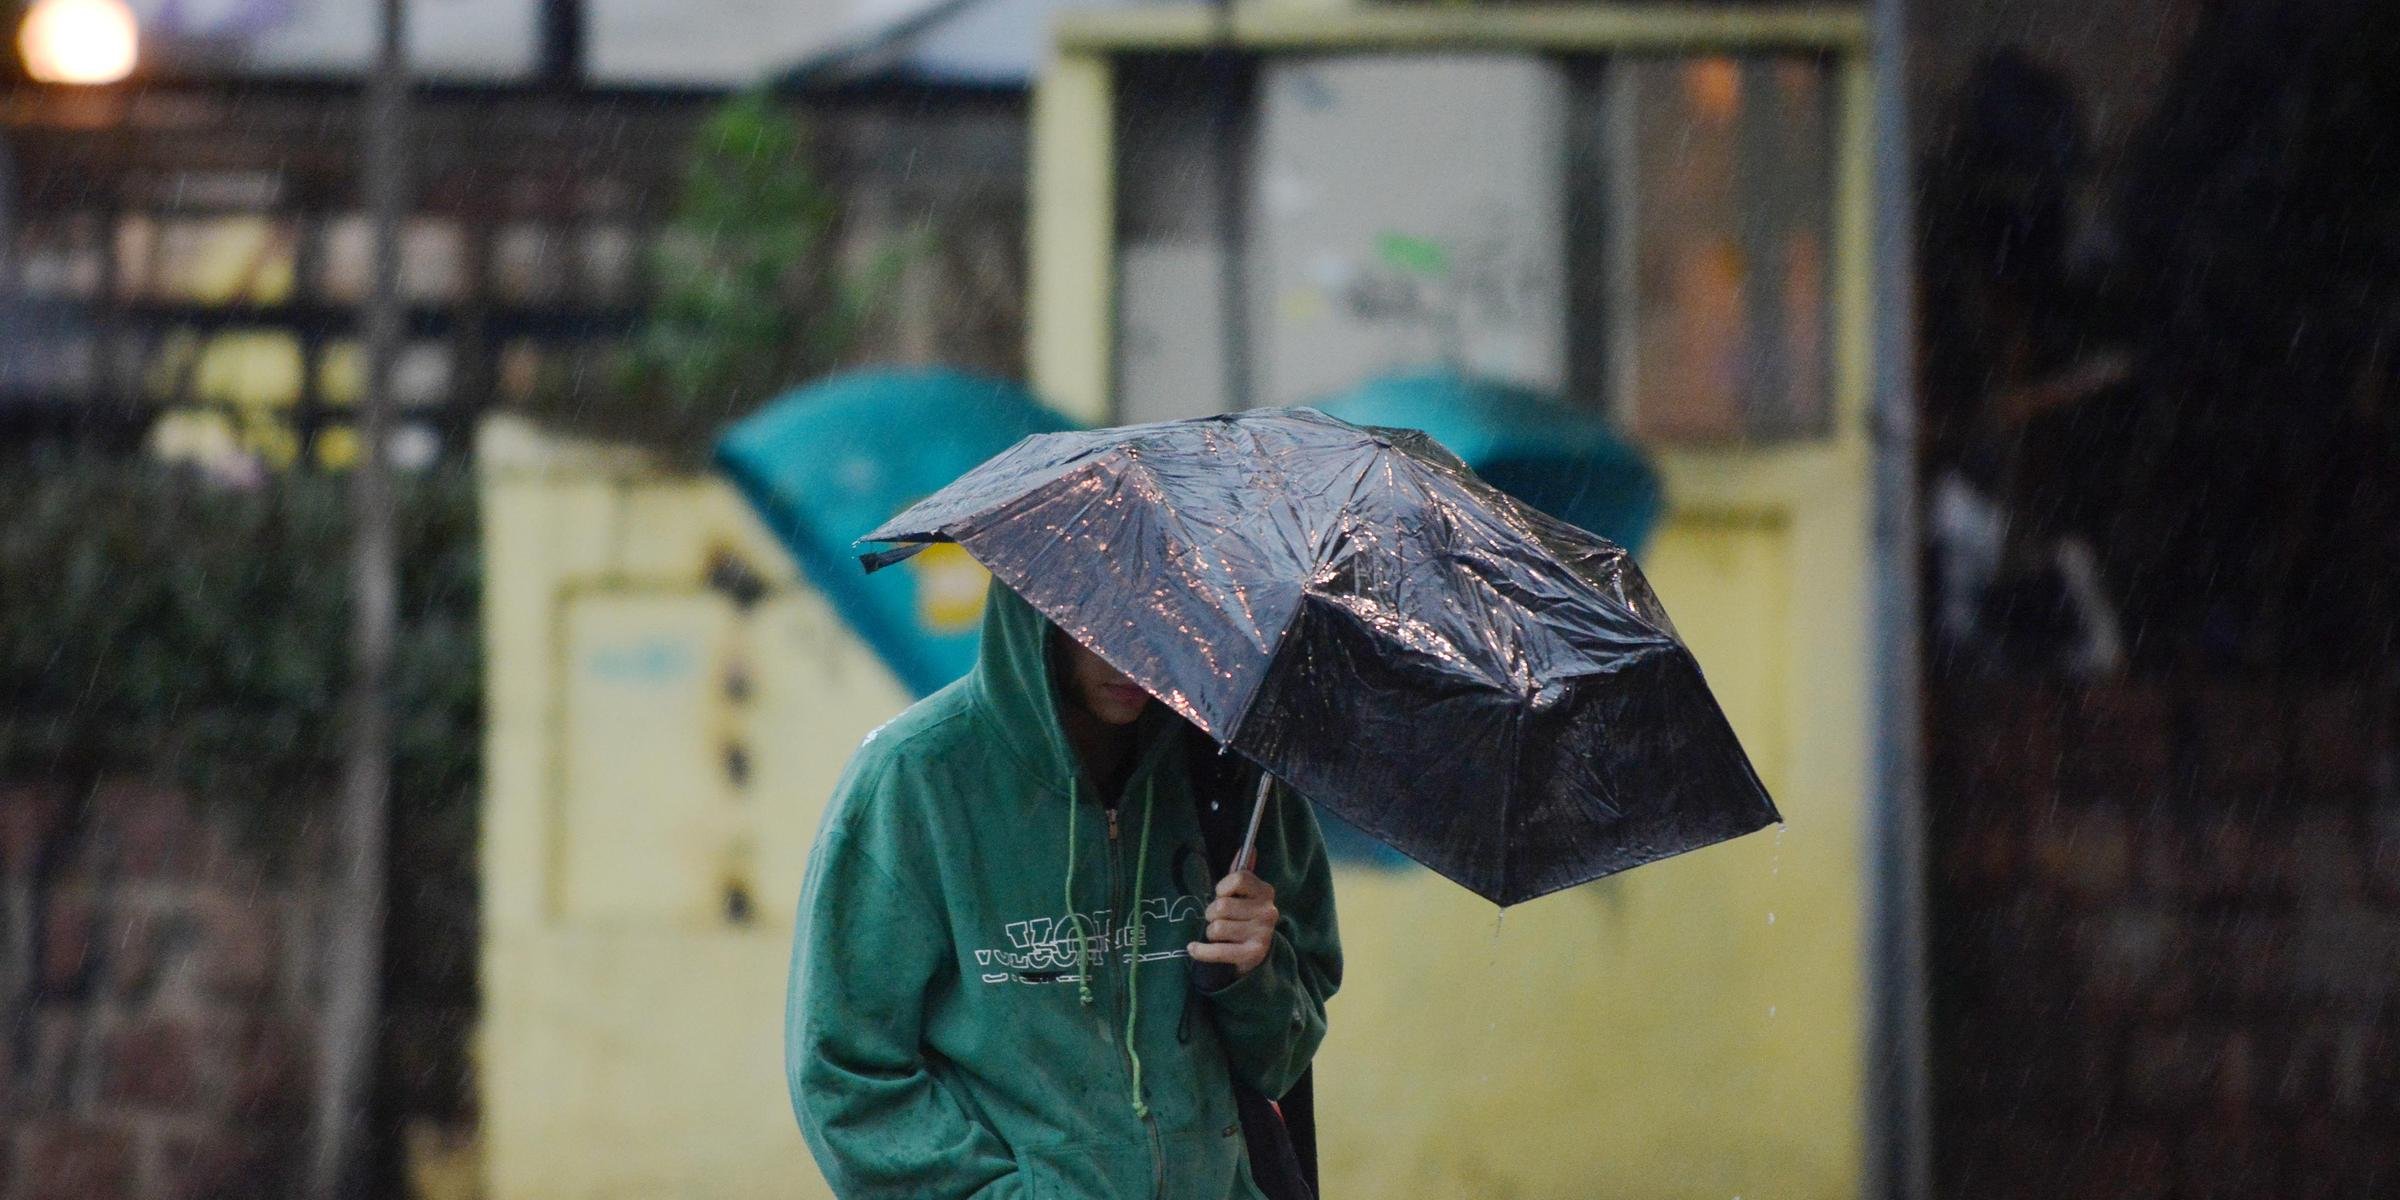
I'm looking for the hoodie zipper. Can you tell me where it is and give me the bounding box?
[1101,797,1167,1200]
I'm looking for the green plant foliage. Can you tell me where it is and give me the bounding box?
[525,90,913,461]
[0,460,481,864]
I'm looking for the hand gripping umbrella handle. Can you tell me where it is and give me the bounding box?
[1194,774,1274,995]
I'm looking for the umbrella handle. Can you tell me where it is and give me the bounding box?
[1194,774,1275,995]
[1234,771,1272,875]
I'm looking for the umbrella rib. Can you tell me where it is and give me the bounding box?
[1388,435,1631,602]
[1107,450,1266,648]
[1234,417,1331,566]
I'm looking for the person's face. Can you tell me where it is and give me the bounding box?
[1060,635,1152,726]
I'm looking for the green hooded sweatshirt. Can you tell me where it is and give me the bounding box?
[787,581,1342,1200]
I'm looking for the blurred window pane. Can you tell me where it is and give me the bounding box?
[498,337,548,405]
[303,420,444,472]
[1111,49,1839,441]
[321,214,466,304]
[191,330,305,409]
[320,339,455,409]
[492,222,568,305]
[1241,54,1574,411]
[580,222,641,305]
[136,327,307,411]
[0,322,95,394]
[1609,55,1834,443]
[116,215,298,304]
[14,215,107,299]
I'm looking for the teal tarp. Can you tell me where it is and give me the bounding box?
[714,368,1076,697]
[1314,371,1665,554]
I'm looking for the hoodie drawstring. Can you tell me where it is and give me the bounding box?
[1123,781,1157,1119]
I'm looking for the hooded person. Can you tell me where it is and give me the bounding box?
[786,579,1342,1200]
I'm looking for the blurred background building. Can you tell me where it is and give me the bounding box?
[2,0,2395,1199]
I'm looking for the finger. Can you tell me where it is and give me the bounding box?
[1216,870,1271,899]
[1213,915,1280,941]
[1209,901,1274,926]
[1187,940,1240,963]
[1207,919,1263,942]
[1221,870,1271,899]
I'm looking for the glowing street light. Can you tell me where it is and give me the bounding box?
[18,0,139,85]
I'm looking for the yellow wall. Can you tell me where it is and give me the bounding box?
[477,416,906,1200]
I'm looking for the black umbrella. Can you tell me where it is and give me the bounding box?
[860,407,1779,905]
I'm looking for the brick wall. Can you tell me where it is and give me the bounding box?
[1931,680,2400,1199]
[0,779,319,1200]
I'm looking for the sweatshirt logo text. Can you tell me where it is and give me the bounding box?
[973,895,1202,985]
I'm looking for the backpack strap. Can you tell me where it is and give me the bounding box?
[1179,728,1320,1200]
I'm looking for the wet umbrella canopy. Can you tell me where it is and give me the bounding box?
[862,407,1780,905]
